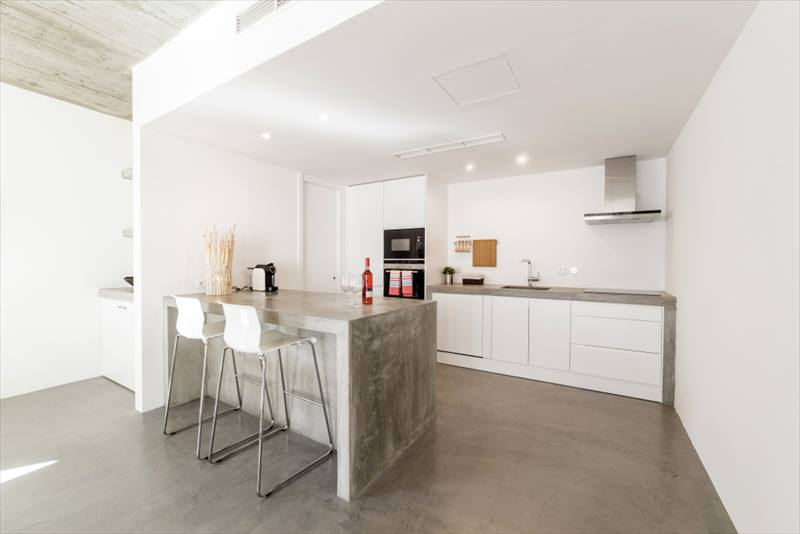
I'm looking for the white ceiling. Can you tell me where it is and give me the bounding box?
[148,0,756,185]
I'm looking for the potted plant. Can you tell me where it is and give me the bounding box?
[442,266,456,285]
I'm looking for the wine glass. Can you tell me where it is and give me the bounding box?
[352,274,363,308]
[340,272,353,306]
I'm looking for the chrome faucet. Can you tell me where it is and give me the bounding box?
[520,258,540,287]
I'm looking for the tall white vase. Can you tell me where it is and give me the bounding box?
[204,226,235,295]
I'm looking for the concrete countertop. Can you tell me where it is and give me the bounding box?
[428,283,676,306]
[98,287,133,302]
[165,289,431,324]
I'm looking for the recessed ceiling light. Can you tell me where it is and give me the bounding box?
[516,154,528,165]
[318,112,329,122]
[465,163,474,171]
[260,132,271,140]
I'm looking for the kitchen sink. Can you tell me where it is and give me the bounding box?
[501,285,552,290]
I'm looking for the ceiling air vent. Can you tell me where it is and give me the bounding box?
[236,0,291,34]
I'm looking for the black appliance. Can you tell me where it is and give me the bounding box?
[383,261,425,300]
[383,228,425,260]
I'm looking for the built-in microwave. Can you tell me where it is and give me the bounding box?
[384,228,425,260]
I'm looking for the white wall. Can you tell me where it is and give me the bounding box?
[136,129,300,411]
[0,83,132,398]
[447,159,666,289]
[666,2,799,533]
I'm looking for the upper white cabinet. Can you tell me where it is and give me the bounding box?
[434,293,483,357]
[345,182,383,275]
[490,296,529,364]
[383,175,426,229]
[529,299,571,370]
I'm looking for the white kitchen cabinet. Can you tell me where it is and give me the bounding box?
[490,296,529,364]
[434,293,483,357]
[529,299,571,370]
[571,344,661,386]
[572,301,662,322]
[383,175,426,229]
[434,291,667,403]
[345,182,384,277]
[100,297,134,390]
[572,315,662,354]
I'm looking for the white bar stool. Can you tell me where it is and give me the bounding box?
[162,296,242,459]
[208,303,334,498]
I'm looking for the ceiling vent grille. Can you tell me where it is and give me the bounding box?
[236,0,291,34]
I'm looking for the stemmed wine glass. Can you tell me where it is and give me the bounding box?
[340,272,353,306]
[351,274,363,308]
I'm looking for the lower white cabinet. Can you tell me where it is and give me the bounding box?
[490,296,529,364]
[571,315,662,354]
[433,293,483,357]
[434,292,666,403]
[529,299,571,370]
[571,344,661,386]
[100,297,134,390]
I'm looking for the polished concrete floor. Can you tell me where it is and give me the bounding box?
[0,364,734,533]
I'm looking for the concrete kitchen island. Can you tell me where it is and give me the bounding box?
[162,290,437,501]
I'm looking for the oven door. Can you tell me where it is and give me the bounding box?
[383,263,426,300]
[384,228,424,260]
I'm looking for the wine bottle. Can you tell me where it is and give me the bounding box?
[362,257,373,305]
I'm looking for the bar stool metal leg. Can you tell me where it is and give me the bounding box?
[195,341,209,458]
[256,340,335,498]
[256,355,268,495]
[310,341,335,449]
[208,350,284,464]
[276,348,290,430]
[162,334,182,435]
[164,336,241,438]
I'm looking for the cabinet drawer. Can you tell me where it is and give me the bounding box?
[572,301,662,322]
[571,315,662,353]
[571,344,661,386]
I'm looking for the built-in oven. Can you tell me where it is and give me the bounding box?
[384,261,425,300]
[384,228,425,261]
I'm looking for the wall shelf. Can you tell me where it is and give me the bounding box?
[454,235,472,253]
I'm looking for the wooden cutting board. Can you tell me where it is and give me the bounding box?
[472,239,497,267]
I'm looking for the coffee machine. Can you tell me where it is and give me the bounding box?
[250,263,278,292]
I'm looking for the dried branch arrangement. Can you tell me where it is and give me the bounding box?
[204,225,236,295]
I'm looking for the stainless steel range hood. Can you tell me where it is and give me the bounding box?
[584,155,662,225]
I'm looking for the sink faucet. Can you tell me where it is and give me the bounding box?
[520,258,540,287]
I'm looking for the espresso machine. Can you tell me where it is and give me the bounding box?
[250,263,278,292]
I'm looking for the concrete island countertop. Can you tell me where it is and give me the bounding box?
[165,289,431,327]
[98,287,133,301]
[428,283,676,307]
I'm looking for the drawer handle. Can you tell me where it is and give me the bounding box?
[117,305,127,310]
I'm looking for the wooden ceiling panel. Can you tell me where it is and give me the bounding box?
[0,0,217,119]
